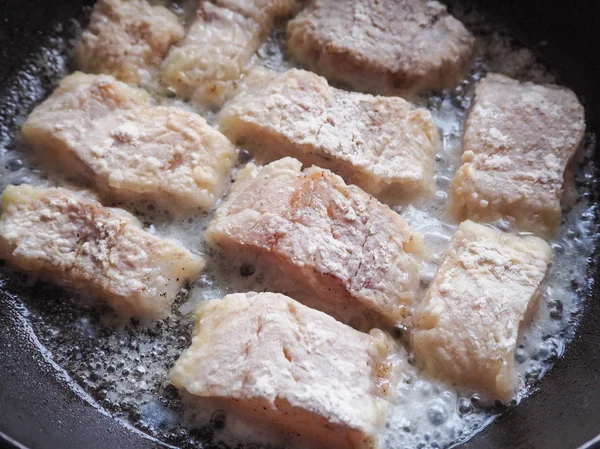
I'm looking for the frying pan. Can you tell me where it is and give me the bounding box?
[0,0,599,448]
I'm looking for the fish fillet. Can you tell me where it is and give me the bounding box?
[206,158,423,329]
[75,0,184,85]
[0,185,204,319]
[22,72,236,213]
[287,0,475,95]
[219,68,438,202]
[450,73,585,235]
[161,0,295,107]
[412,220,551,401]
[170,291,399,449]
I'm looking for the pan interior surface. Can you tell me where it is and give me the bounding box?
[0,1,599,449]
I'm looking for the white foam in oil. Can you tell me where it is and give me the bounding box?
[0,4,597,449]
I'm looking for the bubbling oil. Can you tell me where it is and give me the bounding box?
[0,4,597,449]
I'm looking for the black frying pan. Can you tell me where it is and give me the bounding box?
[0,1,599,448]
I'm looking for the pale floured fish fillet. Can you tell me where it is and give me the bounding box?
[206,158,423,330]
[22,72,236,213]
[287,0,475,95]
[450,73,585,235]
[170,291,400,449]
[161,0,296,107]
[75,0,184,85]
[413,220,551,401]
[0,185,204,319]
[219,68,438,202]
